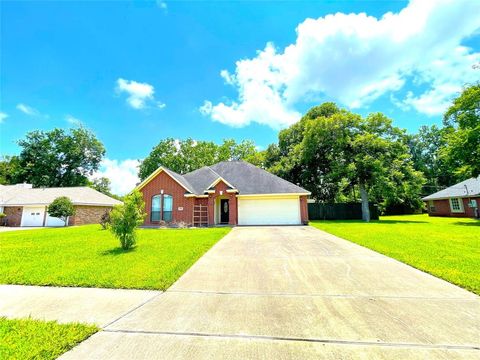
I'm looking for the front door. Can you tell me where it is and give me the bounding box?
[220,199,229,224]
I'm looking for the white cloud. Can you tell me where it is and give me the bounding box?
[16,103,40,116]
[116,78,165,110]
[92,158,140,196]
[156,0,167,11]
[65,114,83,126]
[0,112,7,123]
[201,0,480,127]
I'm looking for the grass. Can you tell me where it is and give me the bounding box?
[0,225,230,290]
[311,214,480,294]
[0,317,97,360]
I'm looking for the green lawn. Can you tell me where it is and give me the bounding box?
[0,317,97,360]
[0,225,230,290]
[311,214,480,294]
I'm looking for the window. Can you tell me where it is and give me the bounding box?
[163,195,173,221]
[151,194,173,222]
[151,195,161,221]
[449,198,464,213]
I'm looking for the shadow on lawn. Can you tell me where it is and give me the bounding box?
[377,220,429,224]
[452,221,480,227]
[101,247,136,256]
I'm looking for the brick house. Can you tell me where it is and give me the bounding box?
[0,184,122,227]
[423,177,480,218]
[136,161,310,226]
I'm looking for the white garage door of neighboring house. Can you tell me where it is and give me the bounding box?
[238,197,301,225]
[21,206,45,227]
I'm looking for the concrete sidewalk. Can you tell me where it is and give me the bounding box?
[0,284,160,327]
[60,226,479,359]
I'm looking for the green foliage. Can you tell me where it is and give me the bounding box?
[90,177,111,195]
[311,214,480,294]
[0,155,21,185]
[442,83,480,178]
[0,224,230,290]
[138,138,258,180]
[0,317,97,360]
[269,103,425,220]
[13,127,105,187]
[109,190,146,250]
[406,125,456,194]
[47,197,75,226]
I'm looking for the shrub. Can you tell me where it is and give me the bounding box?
[109,190,146,250]
[100,210,111,230]
[47,197,75,226]
[0,212,6,226]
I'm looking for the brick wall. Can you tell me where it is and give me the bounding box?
[140,171,194,226]
[427,197,480,218]
[3,206,23,227]
[69,205,112,225]
[300,195,309,224]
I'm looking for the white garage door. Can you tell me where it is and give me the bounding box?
[46,214,66,227]
[238,197,301,225]
[21,206,45,227]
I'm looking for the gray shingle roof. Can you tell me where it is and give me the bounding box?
[165,161,309,195]
[182,166,222,194]
[422,177,480,201]
[0,184,122,206]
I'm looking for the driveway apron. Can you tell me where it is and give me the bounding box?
[62,226,480,359]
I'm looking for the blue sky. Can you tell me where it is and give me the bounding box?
[1,0,479,194]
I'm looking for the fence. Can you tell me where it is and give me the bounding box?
[308,202,379,220]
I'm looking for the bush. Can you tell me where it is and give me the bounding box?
[0,212,6,226]
[47,197,75,226]
[100,210,111,230]
[109,190,146,250]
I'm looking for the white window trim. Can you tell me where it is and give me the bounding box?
[449,197,464,213]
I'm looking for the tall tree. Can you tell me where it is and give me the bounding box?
[442,83,480,178]
[15,127,105,187]
[0,155,21,185]
[406,125,455,193]
[268,103,424,221]
[138,138,258,180]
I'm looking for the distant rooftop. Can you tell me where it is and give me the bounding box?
[422,177,480,201]
[0,184,122,206]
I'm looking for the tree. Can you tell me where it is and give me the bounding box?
[0,155,21,184]
[15,127,105,187]
[90,177,112,195]
[138,138,259,180]
[109,190,146,250]
[47,197,75,226]
[442,83,480,178]
[268,103,424,221]
[406,125,455,193]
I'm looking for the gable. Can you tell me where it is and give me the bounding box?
[135,167,194,194]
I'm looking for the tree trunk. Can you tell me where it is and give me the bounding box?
[359,183,370,222]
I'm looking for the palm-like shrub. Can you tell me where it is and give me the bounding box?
[109,190,145,250]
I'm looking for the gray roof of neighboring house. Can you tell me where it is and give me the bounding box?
[422,177,480,201]
[170,161,309,196]
[0,184,123,206]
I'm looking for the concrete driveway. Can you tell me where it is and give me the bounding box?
[62,226,479,359]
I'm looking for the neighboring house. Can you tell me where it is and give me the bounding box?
[422,177,480,218]
[0,184,122,227]
[135,161,310,226]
